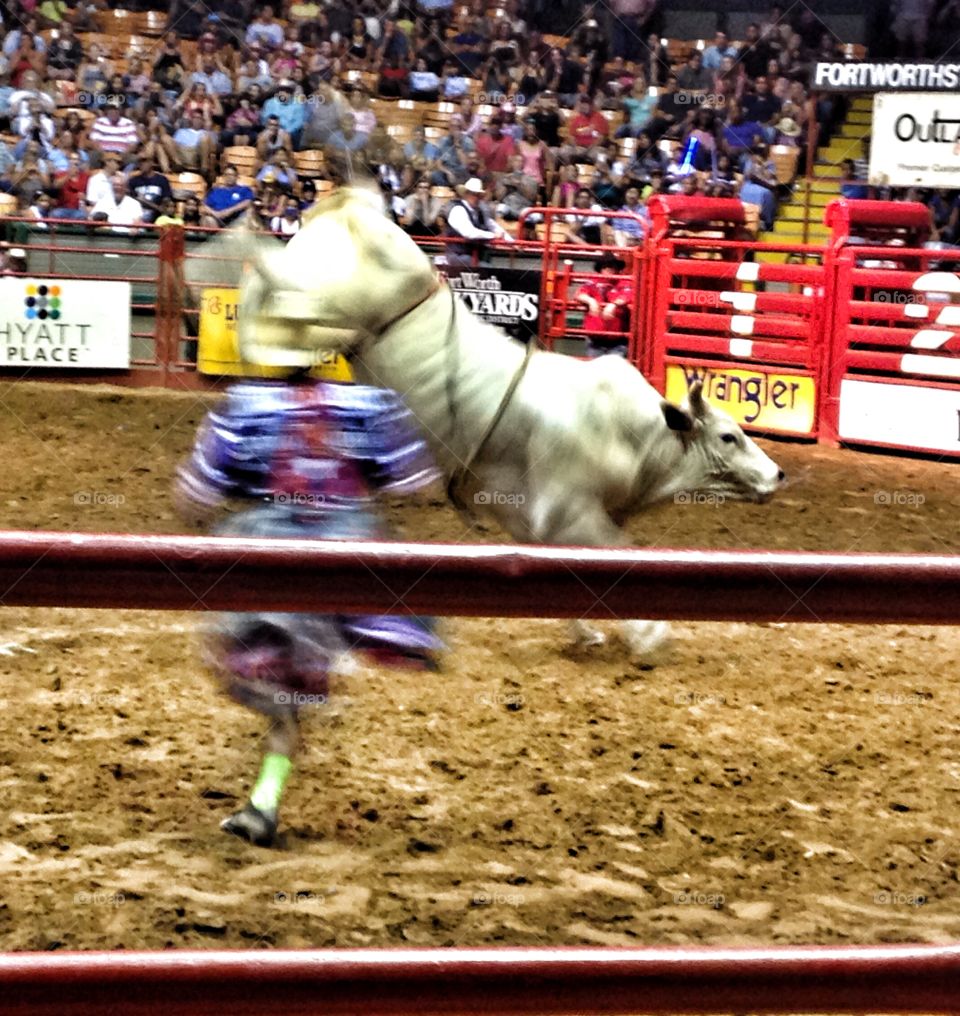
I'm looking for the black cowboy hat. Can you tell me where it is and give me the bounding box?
[594,253,626,272]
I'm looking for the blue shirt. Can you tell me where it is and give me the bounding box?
[261,95,307,133]
[205,184,254,211]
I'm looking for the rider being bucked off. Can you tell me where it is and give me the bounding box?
[175,373,443,847]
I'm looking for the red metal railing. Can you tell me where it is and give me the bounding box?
[0,531,959,623]
[3,944,960,1015]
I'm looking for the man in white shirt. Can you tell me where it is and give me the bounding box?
[85,153,122,208]
[444,177,514,266]
[90,174,144,234]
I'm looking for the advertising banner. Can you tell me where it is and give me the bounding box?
[665,362,817,435]
[814,61,960,92]
[438,265,540,338]
[0,279,131,368]
[868,92,960,188]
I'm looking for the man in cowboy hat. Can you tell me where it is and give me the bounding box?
[444,176,514,266]
[575,252,633,358]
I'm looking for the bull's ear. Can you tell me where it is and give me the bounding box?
[688,379,708,419]
[661,400,694,433]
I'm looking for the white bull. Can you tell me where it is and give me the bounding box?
[228,186,784,659]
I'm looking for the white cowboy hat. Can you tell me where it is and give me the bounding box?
[460,177,486,195]
[778,117,802,138]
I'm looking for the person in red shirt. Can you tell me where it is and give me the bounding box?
[474,114,517,180]
[575,253,633,357]
[566,95,610,162]
[51,151,89,220]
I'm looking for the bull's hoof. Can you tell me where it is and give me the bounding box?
[622,620,672,666]
[221,803,278,848]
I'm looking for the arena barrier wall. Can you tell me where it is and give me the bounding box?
[4,944,960,1016]
[0,531,960,623]
[4,199,960,457]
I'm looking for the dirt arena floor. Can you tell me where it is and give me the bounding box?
[0,381,959,954]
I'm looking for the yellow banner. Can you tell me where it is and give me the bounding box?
[197,287,353,382]
[665,363,816,434]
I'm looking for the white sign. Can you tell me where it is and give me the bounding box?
[869,92,960,188]
[839,378,960,453]
[815,62,960,92]
[0,279,131,368]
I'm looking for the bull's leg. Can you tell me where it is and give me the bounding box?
[523,492,671,664]
[222,708,300,848]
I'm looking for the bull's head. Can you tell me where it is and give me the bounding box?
[662,381,785,503]
[235,187,438,367]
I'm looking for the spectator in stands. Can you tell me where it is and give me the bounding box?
[741,75,782,134]
[238,53,273,93]
[189,56,234,99]
[347,86,376,138]
[565,186,605,245]
[154,197,183,226]
[494,152,538,221]
[90,173,143,233]
[566,95,610,162]
[246,5,285,51]
[377,54,408,98]
[52,150,89,219]
[153,32,184,85]
[611,185,647,247]
[676,50,711,94]
[9,142,51,205]
[181,194,202,228]
[167,0,209,40]
[260,80,306,150]
[8,31,47,87]
[444,176,513,265]
[739,24,774,80]
[434,114,475,186]
[527,90,561,149]
[173,109,215,175]
[839,159,869,200]
[344,14,374,69]
[616,72,656,138]
[550,162,578,207]
[740,145,778,230]
[14,97,55,154]
[270,195,301,236]
[575,252,632,357]
[409,57,441,102]
[773,106,803,147]
[46,22,82,83]
[27,187,52,227]
[201,164,255,226]
[638,33,671,88]
[3,16,46,59]
[722,102,764,167]
[221,94,261,148]
[88,101,140,162]
[702,31,739,72]
[646,74,684,141]
[324,112,368,155]
[127,153,172,224]
[175,81,222,128]
[300,83,345,149]
[475,113,516,181]
[706,152,738,197]
[139,110,178,174]
[401,178,443,236]
[451,17,489,78]
[85,151,120,207]
[256,148,298,191]
[516,120,549,189]
[513,52,544,106]
[403,124,439,164]
[543,47,583,107]
[377,18,410,65]
[298,179,318,214]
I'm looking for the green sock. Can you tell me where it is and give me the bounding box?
[249,753,293,815]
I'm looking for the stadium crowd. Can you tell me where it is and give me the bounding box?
[0,0,955,243]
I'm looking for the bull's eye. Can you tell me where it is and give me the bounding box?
[721,433,737,445]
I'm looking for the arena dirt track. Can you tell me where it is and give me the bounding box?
[1,382,959,952]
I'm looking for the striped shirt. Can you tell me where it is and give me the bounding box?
[88,115,139,153]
